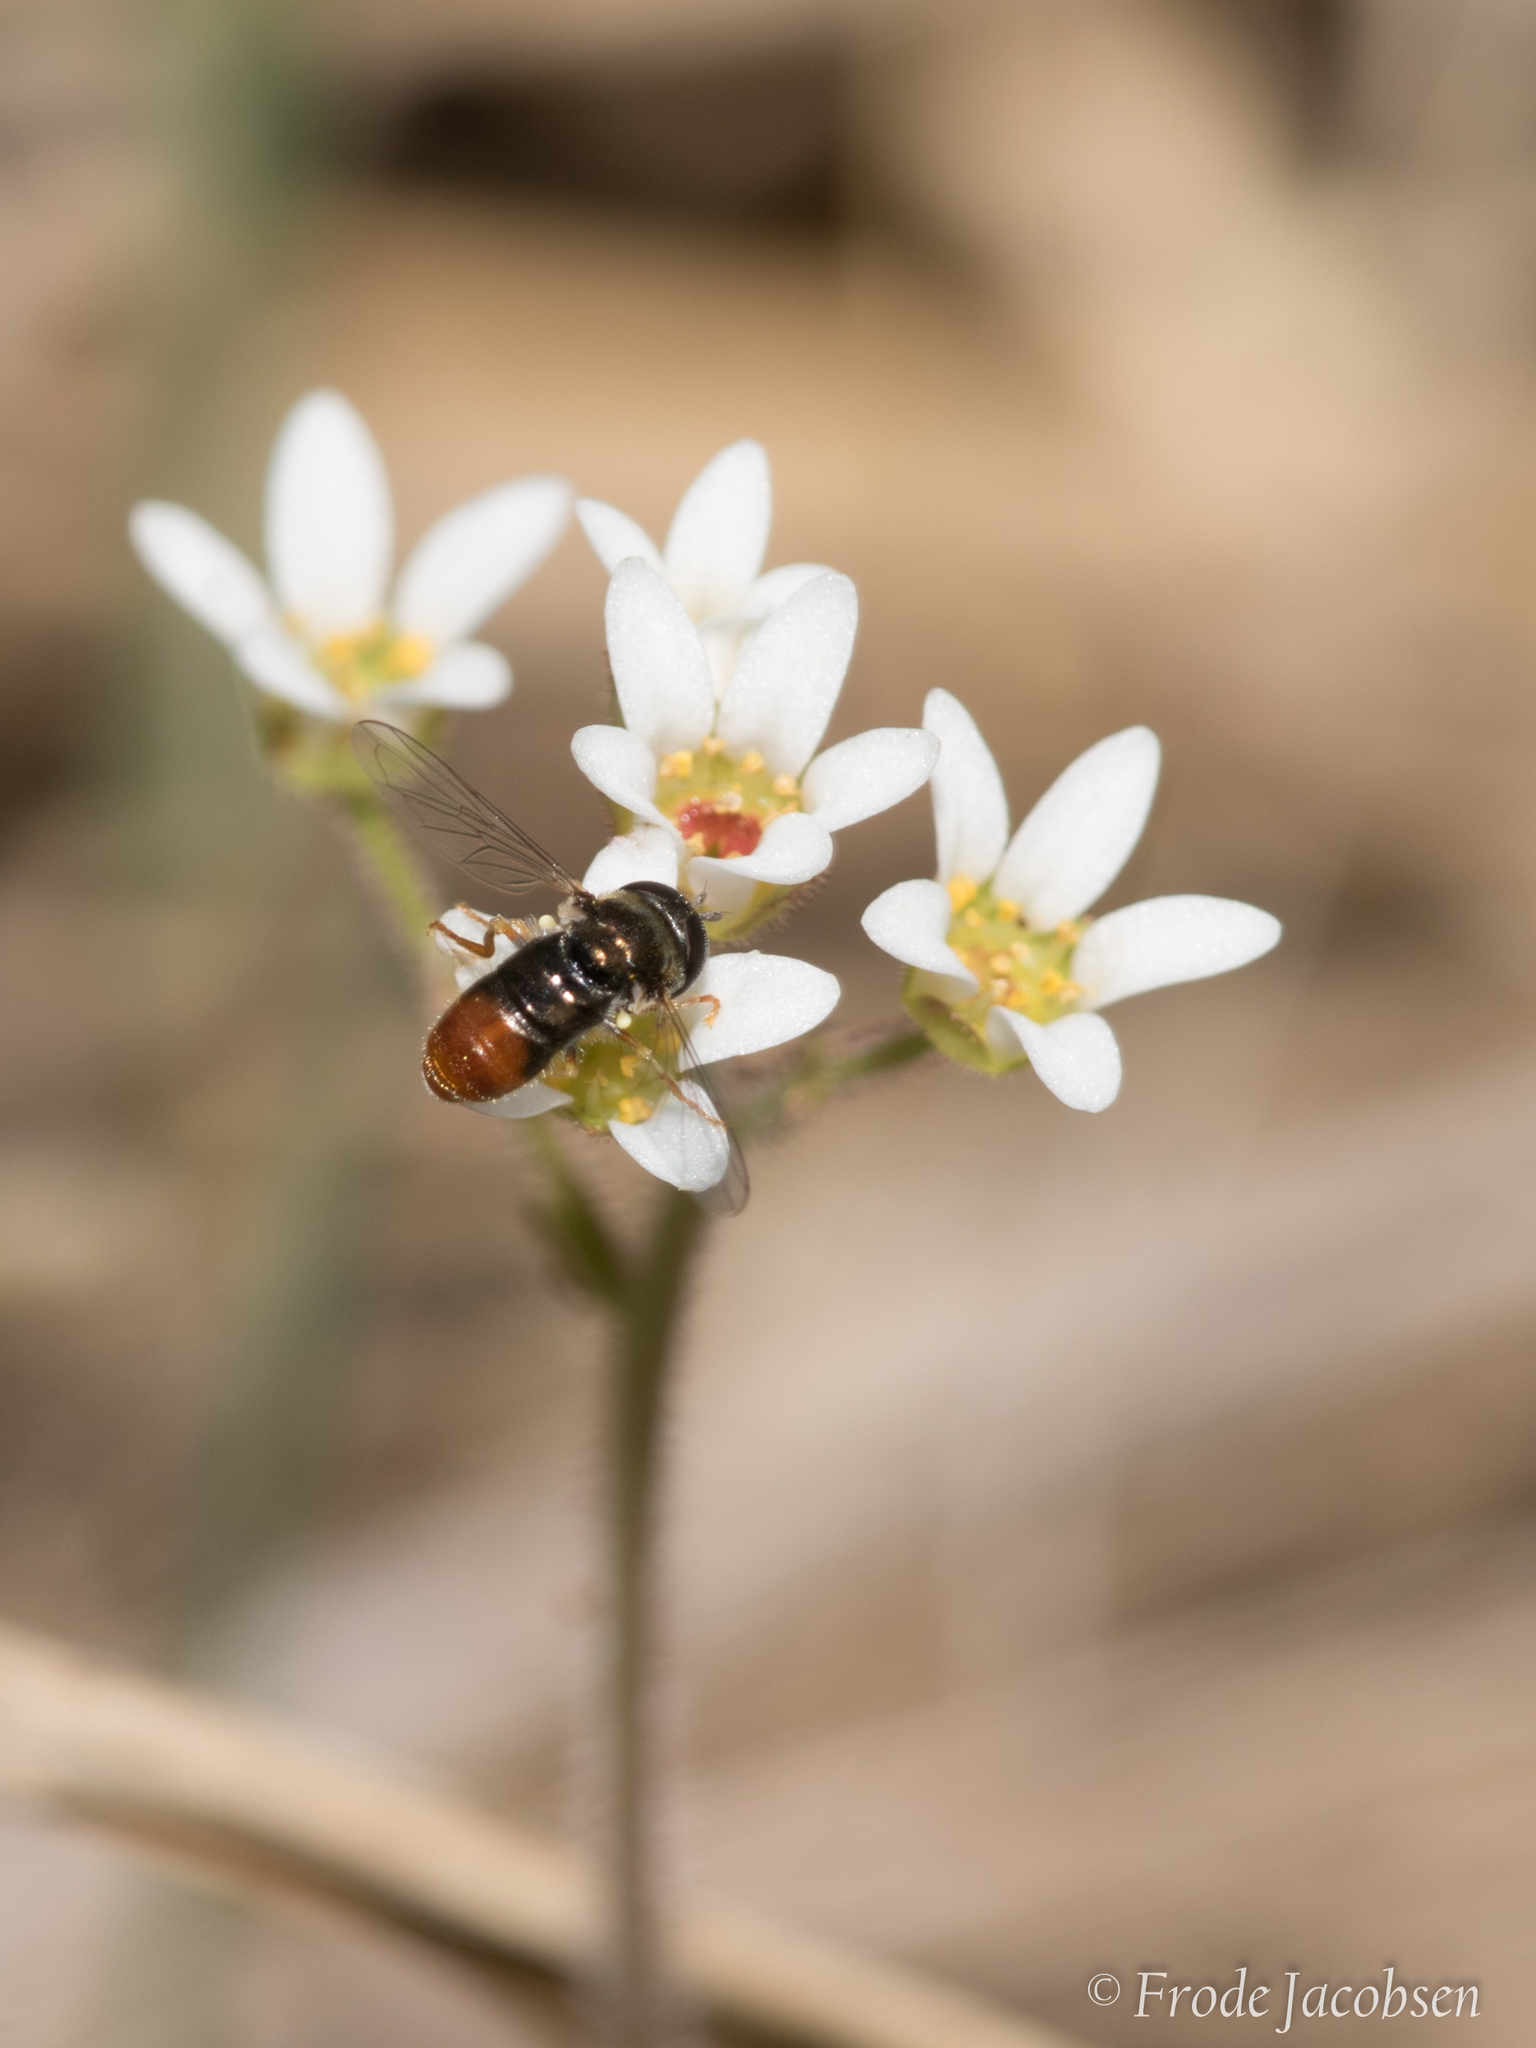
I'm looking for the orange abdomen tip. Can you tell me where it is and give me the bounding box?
[423,987,536,1103]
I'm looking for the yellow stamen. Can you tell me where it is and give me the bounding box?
[995,898,1020,922]
[1040,970,1066,996]
[702,736,725,756]
[948,875,979,912]
[989,952,1014,975]
[615,1097,653,1125]
[739,750,764,774]
[963,908,983,928]
[1055,919,1085,944]
[658,750,694,779]
[772,774,797,798]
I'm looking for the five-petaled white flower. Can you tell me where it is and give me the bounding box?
[130,390,571,723]
[429,826,840,1195]
[576,440,828,690]
[571,559,938,937]
[861,690,1281,1112]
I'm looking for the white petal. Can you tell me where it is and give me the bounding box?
[129,502,273,644]
[605,558,717,755]
[923,689,1009,888]
[716,572,858,776]
[570,725,672,831]
[680,857,755,916]
[575,499,663,576]
[1071,896,1281,1009]
[663,440,770,618]
[686,811,833,888]
[997,726,1160,929]
[735,562,832,620]
[265,390,392,636]
[860,879,977,995]
[802,727,939,833]
[679,952,840,1067]
[582,825,681,896]
[393,477,571,642]
[987,1008,1122,1112]
[232,628,350,719]
[610,1082,730,1193]
[469,1083,566,1121]
[372,641,510,710]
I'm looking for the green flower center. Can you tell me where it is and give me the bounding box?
[540,1012,671,1132]
[903,878,1088,1076]
[654,740,802,859]
[308,620,435,701]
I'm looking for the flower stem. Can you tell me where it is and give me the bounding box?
[603,1182,707,2044]
[523,1128,710,2042]
[735,1024,931,1141]
[332,786,439,963]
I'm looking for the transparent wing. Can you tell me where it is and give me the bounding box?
[354,720,586,901]
[652,996,750,1218]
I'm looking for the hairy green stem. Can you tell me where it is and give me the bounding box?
[604,1184,707,2044]
[520,1024,927,2041]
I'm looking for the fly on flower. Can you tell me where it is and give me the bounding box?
[354,721,754,1214]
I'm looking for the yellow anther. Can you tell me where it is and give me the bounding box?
[615,1097,653,1125]
[686,832,707,854]
[658,750,693,779]
[991,977,1011,999]
[702,736,725,756]
[1055,919,1085,944]
[739,750,765,774]
[385,631,433,680]
[1009,941,1031,959]
[989,952,1014,975]
[995,898,1020,922]
[771,774,797,797]
[964,908,984,928]
[1040,970,1066,996]
[948,875,979,912]
[619,1054,639,1077]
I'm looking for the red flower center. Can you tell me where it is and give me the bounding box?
[673,798,764,860]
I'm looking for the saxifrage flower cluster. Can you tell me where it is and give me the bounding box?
[133,398,1281,1195]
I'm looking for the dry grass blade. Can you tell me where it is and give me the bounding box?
[0,1620,1082,2048]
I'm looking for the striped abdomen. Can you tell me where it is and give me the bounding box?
[422,929,613,1104]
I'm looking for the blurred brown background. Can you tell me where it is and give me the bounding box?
[4,0,1536,2041]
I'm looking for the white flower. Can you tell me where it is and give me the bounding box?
[429,827,840,1194]
[571,558,938,937]
[576,439,829,691]
[130,390,571,722]
[861,690,1281,1112]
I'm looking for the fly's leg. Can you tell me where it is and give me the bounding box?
[677,992,723,1030]
[427,907,532,957]
[604,1019,727,1129]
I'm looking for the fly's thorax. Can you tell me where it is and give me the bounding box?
[580,883,705,1002]
[904,876,1089,1075]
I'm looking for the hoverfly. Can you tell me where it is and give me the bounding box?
[354,720,749,1215]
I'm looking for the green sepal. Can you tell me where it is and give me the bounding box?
[901,975,1029,1078]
